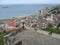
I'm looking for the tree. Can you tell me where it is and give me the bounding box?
[48,23,53,27]
[57,23,60,29]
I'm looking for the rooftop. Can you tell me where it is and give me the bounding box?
[8,30,60,45]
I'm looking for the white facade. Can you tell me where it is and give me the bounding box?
[46,14,54,21]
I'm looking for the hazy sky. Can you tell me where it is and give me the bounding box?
[1,0,60,4]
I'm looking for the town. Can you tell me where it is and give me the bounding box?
[0,6,60,32]
[0,5,60,45]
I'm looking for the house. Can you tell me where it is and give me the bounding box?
[56,14,60,29]
[42,13,56,28]
[56,14,60,23]
[3,19,22,32]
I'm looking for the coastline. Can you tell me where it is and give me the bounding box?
[0,4,57,19]
[0,13,37,20]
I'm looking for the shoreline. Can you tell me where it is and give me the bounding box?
[0,13,37,20]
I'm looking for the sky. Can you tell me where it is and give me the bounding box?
[0,0,60,4]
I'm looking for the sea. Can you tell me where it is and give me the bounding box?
[0,4,57,19]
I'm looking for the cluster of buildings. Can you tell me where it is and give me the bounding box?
[24,8,60,30]
[0,18,23,32]
[0,7,60,32]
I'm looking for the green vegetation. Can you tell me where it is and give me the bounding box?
[0,32,9,45]
[43,22,60,34]
[44,27,60,34]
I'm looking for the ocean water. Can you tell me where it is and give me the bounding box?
[0,4,56,19]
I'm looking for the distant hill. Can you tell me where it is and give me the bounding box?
[50,5,60,14]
